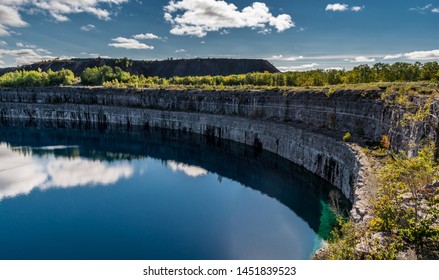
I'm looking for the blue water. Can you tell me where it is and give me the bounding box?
[0,126,344,260]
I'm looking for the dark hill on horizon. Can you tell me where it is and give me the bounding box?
[0,58,279,78]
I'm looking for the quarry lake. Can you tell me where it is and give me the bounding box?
[0,124,346,260]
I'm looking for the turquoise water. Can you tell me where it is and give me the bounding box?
[0,125,345,260]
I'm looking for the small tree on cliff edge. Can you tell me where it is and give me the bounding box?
[404,99,439,162]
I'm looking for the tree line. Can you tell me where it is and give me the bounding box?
[0,69,76,87]
[1,61,439,88]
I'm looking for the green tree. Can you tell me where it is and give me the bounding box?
[80,67,101,85]
[421,62,439,81]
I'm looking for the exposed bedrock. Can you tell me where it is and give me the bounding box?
[0,87,436,222]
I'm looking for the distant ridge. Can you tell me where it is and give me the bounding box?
[0,58,279,78]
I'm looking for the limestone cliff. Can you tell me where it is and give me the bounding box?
[0,87,437,222]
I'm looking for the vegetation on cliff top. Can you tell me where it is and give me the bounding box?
[0,69,76,87]
[1,61,439,89]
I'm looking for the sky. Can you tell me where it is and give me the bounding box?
[0,0,438,71]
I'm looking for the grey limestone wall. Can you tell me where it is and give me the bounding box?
[0,87,429,152]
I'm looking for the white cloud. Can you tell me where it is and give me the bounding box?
[0,47,55,65]
[0,144,134,200]
[325,67,344,71]
[257,28,271,34]
[270,55,305,61]
[0,1,29,5]
[0,40,7,46]
[133,33,161,40]
[81,52,99,57]
[36,48,51,54]
[409,4,437,14]
[278,63,320,72]
[80,24,96,32]
[80,52,110,58]
[15,54,55,65]
[325,3,349,12]
[164,0,294,37]
[350,56,375,63]
[0,1,128,35]
[15,42,42,49]
[0,48,37,56]
[351,6,364,12]
[0,59,4,65]
[286,55,304,61]
[325,3,364,12]
[383,53,403,60]
[404,49,439,60]
[175,49,186,53]
[383,50,439,61]
[33,0,129,21]
[410,4,439,14]
[271,54,378,62]
[166,160,208,177]
[0,4,29,36]
[109,37,154,50]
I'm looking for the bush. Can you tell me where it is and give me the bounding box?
[370,144,439,258]
[0,68,76,87]
[343,132,351,142]
[317,218,362,260]
[380,135,391,149]
[47,69,75,86]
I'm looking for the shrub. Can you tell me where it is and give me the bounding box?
[0,69,76,87]
[380,135,391,149]
[343,132,351,142]
[370,144,439,258]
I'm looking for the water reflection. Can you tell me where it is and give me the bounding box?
[166,160,208,177]
[0,123,349,260]
[0,143,133,200]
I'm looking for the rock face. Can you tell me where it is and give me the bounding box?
[0,87,436,222]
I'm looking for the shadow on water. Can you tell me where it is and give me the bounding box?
[0,120,350,243]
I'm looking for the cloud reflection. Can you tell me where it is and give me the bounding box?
[0,144,134,200]
[166,160,208,177]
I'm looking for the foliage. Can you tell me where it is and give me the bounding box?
[2,61,439,88]
[326,87,336,97]
[47,69,75,86]
[342,132,351,142]
[318,218,362,260]
[380,135,391,149]
[403,99,433,124]
[0,68,75,87]
[81,65,122,86]
[323,144,439,260]
[370,144,439,257]
[320,216,405,259]
[79,62,439,88]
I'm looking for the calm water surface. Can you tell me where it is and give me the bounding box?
[0,125,347,259]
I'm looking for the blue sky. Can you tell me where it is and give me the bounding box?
[0,0,438,71]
